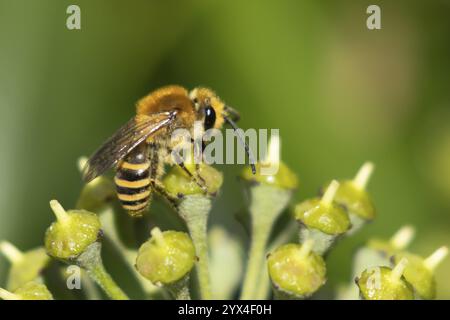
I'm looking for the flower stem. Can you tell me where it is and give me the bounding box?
[254,222,298,299]
[166,276,191,300]
[240,184,292,300]
[76,242,129,300]
[177,195,212,300]
[99,205,160,297]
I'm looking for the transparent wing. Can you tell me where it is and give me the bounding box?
[82,111,176,182]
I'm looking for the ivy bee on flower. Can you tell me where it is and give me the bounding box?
[82,85,255,217]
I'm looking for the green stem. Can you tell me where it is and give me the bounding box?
[99,205,159,297]
[241,219,271,299]
[77,242,129,300]
[166,276,191,300]
[254,222,298,299]
[178,195,212,300]
[240,184,292,300]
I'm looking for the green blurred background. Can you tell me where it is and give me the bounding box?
[0,0,449,298]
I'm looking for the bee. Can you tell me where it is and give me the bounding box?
[82,85,255,217]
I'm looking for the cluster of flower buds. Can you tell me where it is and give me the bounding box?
[351,226,448,300]
[262,162,375,299]
[356,258,414,300]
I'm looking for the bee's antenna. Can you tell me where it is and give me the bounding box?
[224,116,256,174]
[224,105,240,122]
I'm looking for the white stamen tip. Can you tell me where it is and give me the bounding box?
[424,246,448,271]
[263,135,280,165]
[390,225,415,250]
[50,200,69,222]
[150,227,166,247]
[0,241,24,263]
[353,162,375,190]
[391,258,408,282]
[322,180,340,205]
[0,287,19,300]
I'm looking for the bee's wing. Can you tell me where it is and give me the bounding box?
[82,111,177,183]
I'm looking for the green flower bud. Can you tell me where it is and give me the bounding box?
[367,225,416,257]
[337,225,416,300]
[76,157,116,212]
[295,181,350,255]
[136,228,196,286]
[240,136,298,190]
[240,162,299,190]
[45,200,101,260]
[0,241,50,291]
[356,258,414,300]
[163,163,223,196]
[267,240,326,299]
[393,246,448,299]
[322,162,375,232]
[0,282,53,300]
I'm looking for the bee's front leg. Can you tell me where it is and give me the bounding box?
[150,179,180,209]
[167,147,210,196]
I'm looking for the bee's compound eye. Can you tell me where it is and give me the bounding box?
[204,106,216,130]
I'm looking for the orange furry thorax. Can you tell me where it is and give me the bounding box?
[136,85,192,115]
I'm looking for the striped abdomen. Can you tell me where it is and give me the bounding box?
[115,145,151,217]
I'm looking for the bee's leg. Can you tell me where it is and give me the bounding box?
[147,142,181,207]
[167,146,209,194]
[151,179,180,208]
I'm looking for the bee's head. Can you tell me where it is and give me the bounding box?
[189,87,256,174]
[190,87,240,130]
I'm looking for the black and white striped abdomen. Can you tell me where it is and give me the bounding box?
[114,145,151,217]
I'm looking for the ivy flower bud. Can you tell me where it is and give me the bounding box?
[295,180,351,255]
[136,228,196,286]
[337,225,415,300]
[371,225,415,253]
[267,240,326,299]
[240,135,298,190]
[0,282,53,300]
[322,162,375,233]
[0,241,50,291]
[393,246,448,299]
[163,163,223,197]
[45,200,101,260]
[356,258,414,300]
[76,156,116,212]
